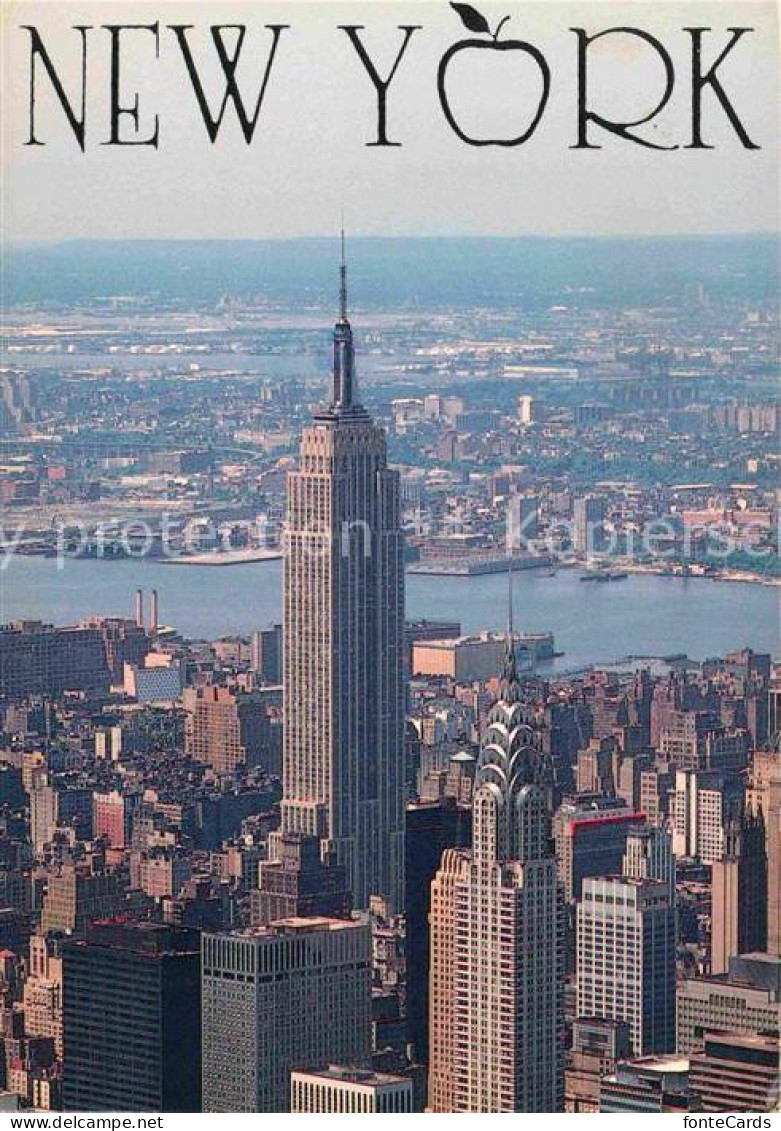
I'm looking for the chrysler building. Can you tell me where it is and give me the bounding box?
[429,607,565,1110]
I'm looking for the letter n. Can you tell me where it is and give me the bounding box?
[23,25,91,150]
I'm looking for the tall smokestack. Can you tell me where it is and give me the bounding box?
[135,588,144,629]
[150,589,159,635]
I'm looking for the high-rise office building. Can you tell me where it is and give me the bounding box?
[30,782,59,854]
[565,1017,632,1113]
[553,795,642,902]
[22,935,63,1057]
[428,634,564,1112]
[622,824,676,901]
[251,623,282,683]
[202,918,371,1112]
[768,680,781,739]
[508,491,539,548]
[62,921,201,1112]
[576,737,617,795]
[660,712,749,774]
[671,769,743,864]
[31,783,93,855]
[517,394,534,426]
[404,798,471,1067]
[94,725,123,762]
[92,789,130,849]
[87,615,150,683]
[0,621,111,698]
[747,743,781,958]
[573,496,606,557]
[711,803,767,974]
[280,248,405,911]
[577,876,676,1056]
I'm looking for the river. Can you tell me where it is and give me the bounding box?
[0,557,776,672]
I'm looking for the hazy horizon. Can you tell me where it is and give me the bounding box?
[5,232,777,308]
[7,230,780,247]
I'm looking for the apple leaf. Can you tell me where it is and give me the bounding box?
[450,2,492,35]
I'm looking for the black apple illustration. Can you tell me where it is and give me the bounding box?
[438,2,551,146]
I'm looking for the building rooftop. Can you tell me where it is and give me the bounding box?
[681,952,780,996]
[226,917,362,938]
[413,631,552,649]
[622,1057,690,1074]
[292,1066,410,1087]
[701,1030,779,1052]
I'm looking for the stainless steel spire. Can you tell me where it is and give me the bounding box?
[501,559,520,700]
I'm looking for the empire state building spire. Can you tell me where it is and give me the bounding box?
[332,228,356,410]
[339,226,347,322]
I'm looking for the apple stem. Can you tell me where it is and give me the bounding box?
[493,15,510,40]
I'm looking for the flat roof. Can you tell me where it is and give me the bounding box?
[413,631,551,649]
[291,1066,410,1087]
[226,917,362,937]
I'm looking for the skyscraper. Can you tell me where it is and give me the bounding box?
[404,798,471,1067]
[428,622,564,1112]
[671,768,742,863]
[280,243,405,911]
[710,802,767,974]
[747,742,781,958]
[573,495,606,557]
[577,876,677,1057]
[62,921,201,1113]
[201,918,371,1112]
[553,795,642,902]
[251,623,282,683]
[622,824,676,901]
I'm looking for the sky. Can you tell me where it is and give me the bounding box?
[2,0,778,241]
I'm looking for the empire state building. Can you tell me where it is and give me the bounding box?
[280,245,405,911]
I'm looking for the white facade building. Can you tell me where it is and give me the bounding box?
[577,877,677,1057]
[291,1067,412,1112]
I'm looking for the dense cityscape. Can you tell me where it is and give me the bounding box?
[0,236,778,1114]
